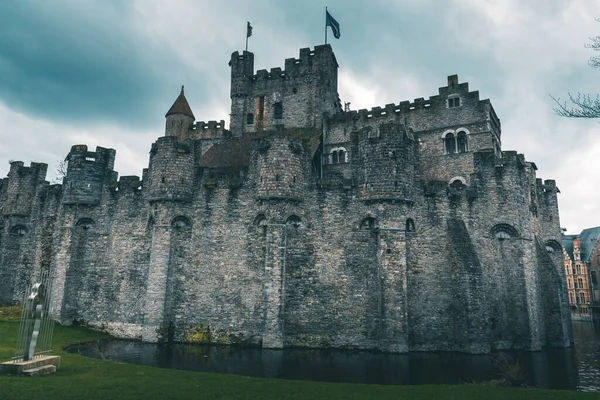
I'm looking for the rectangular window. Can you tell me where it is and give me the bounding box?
[448,97,460,108]
[258,96,265,120]
[576,265,582,274]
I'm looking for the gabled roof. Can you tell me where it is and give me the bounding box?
[165,86,195,119]
[562,235,577,261]
[578,227,600,262]
[199,128,320,170]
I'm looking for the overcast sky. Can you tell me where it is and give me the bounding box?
[1,0,599,234]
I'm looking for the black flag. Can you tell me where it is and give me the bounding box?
[326,10,340,39]
[247,22,253,38]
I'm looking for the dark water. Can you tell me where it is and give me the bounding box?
[67,321,600,392]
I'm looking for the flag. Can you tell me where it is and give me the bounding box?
[247,22,253,38]
[326,10,340,39]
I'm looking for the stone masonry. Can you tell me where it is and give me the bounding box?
[0,44,572,353]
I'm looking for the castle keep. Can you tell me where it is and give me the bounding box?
[0,45,572,353]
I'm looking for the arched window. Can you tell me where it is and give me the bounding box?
[360,216,378,231]
[328,147,347,164]
[274,102,283,120]
[545,240,562,253]
[254,214,268,235]
[490,223,519,240]
[76,218,95,230]
[10,225,28,237]
[405,218,415,232]
[457,131,468,153]
[246,113,254,125]
[286,215,302,228]
[171,216,192,232]
[444,132,456,154]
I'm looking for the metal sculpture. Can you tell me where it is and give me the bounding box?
[13,271,56,362]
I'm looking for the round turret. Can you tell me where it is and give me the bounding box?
[147,136,195,202]
[165,86,195,137]
[254,136,306,201]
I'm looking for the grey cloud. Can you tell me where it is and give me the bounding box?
[0,0,214,128]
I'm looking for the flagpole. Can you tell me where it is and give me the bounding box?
[325,7,328,45]
[246,22,249,51]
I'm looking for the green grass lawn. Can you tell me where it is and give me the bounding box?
[0,312,597,400]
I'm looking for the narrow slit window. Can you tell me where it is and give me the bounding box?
[258,96,265,121]
[274,102,283,120]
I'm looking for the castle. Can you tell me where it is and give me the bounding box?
[0,44,572,353]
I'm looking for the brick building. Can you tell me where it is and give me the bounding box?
[0,44,572,353]
[563,228,600,322]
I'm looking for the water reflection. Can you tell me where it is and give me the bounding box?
[67,321,600,391]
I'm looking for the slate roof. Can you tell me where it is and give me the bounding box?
[562,227,600,262]
[578,226,600,262]
[165,86,195,119]
[562,235,577,261]
[199,128,321,170]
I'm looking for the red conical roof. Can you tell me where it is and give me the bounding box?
[165,86,195,119]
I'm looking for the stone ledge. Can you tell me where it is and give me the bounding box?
[0,355,61,376]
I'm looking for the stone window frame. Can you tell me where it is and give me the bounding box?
[442,128,470,155]
[246,113,254,125]
[9,225,28,237]
[253,213,268,235]
[489,223,519,240]
[171,215,192,232]
[405,218,415,232]
[360,215,379,231]
[285,214,302,228]
[75,218,95,230]
[545,239,562,253]
[327,146,348,164]
[447,95,461,108]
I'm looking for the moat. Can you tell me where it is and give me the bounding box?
[67,322,600,392]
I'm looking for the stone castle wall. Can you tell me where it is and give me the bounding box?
[0,45,571,353]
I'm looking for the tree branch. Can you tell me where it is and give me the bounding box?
[550,93,600,119]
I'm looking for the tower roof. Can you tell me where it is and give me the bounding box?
[165,86,195,119]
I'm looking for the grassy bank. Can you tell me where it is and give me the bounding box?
[0,312,596,400]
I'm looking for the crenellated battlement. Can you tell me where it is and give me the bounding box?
[189,119,228,139]
[330,76,487,127]
[1,161,48,216]
[62,145,116,206]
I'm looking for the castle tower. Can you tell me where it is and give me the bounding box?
[229,45,341,137]
[62,145,116,205]
[355,123,417,201]
[165,86,195,137]
[2,161,48,216]
[254,136,306,201]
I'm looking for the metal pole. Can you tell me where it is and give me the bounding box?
[325,7,328,44]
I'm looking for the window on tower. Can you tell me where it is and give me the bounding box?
[448,97,460,108]
[274,102,283,120]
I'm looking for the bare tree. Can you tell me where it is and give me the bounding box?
[51,156,68,184]
[551,19,600,118]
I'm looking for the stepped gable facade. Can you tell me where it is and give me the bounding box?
[0,44,572,353]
